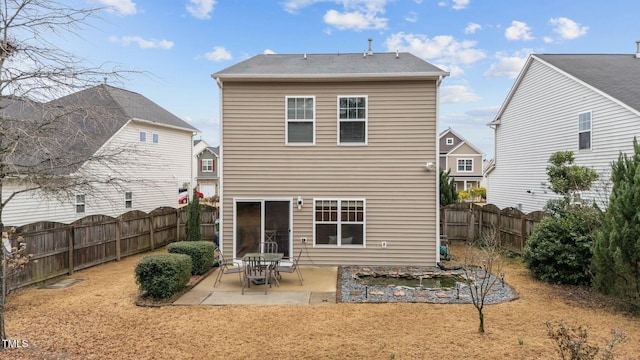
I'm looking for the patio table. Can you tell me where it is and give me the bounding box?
[242,253,283,286]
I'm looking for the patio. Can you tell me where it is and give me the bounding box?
[173,266,338,305]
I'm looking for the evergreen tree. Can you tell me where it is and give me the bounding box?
[185,189,202,241]
[440,168,458,206]
[592,138,640,307]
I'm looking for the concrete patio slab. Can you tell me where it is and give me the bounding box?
[173,266,338,306]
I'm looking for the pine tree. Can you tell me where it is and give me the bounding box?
[185,189,202,241]
[592,138,640,307]
[440,168,458,206]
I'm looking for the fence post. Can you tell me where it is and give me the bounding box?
[520,215,527,254]
[116,218,121,261]
[68,225,74,275]
[442,207,448,239]
[467,210,475,242]
[149,214,155,251]
[176,208,181,241]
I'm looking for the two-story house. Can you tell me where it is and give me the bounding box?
[487,44,640,212]
[2,84,198,226]
[212,51,448,265]
[193,139,219,199]
[439,127,484,191]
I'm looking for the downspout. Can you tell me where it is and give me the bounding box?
[214,76,224,256]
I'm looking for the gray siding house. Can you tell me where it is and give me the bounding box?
[487,46,640,212]
[193,139,219,199]
[212,52,448,265]
[439,127,484,191]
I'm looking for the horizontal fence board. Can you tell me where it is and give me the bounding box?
[5,205,217,290]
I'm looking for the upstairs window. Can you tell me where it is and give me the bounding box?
[75,194,86,214]
[201,159,214,172]
[124,192,132,208]
[338,96,367,144]
[152,133,159,144]
[457,159,473,172]
[139,131,146,142]
[286,96,315,145]
[446,137,454,145]
[578,112,592,150]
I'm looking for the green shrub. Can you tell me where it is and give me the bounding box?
[522,205,600,285]
[135,253,191,299]
[167,241,215,275]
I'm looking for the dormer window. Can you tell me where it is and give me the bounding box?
[446,137,454,145]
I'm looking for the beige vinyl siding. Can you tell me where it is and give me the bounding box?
[221,80,439,266]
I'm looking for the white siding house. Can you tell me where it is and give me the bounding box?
[487,50,640,213]
[2,85,198,226]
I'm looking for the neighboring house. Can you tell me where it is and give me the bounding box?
[193,139,219,198]
[438,127,484,191]
[212,51,449,266]
[487,44,640,213]
[2,84,198,226]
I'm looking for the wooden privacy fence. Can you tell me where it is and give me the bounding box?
[4,205,218,290]
[440,203,546,254]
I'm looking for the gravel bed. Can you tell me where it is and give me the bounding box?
[339,265,516,304]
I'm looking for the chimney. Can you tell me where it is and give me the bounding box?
[367,38,373,55]
[636,40,640,59]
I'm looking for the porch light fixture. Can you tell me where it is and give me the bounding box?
[425,162,435,171]
[297,196,303,209]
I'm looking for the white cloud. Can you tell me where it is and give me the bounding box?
[452,0,470,10]
[324,9,387,30]
[109,36,173,49]
[549,17,588,40]
[99,0,137,15]
[264,49,276,54]
[440,85,481,103]
[386,32,486,67]
[505,20,533,41]
[405,11,418,23]
[465,22,481,34]
[282,0,325,13]
[484,51,529,78]
[543,36,554,44]
[204,46,232,61]
[438,1,447,6]
[187,0,216,20]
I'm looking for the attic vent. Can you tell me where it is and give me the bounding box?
[636,40,640,59]
[367,38,373,55]
[395,49,399,58]
[304,53,307,60]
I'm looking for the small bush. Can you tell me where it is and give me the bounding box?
[545,320,626,360]
[167,241,215,275]
[135,253,191,299]
[522,205,600,285]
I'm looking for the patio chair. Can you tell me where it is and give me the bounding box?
[213,249,243,287]
[277,249,303,286]
[242,255,271,295]
[263,240,278,254]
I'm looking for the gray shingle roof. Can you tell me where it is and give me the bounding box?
[2,85,198,175]
[536,54,640,113]
[213,52,448,79]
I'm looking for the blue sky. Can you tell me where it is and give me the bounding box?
[70,0,640,158]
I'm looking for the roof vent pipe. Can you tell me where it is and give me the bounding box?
[636,40,640,58]
[367,38,373,55]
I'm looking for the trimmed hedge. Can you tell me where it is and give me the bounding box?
[135,253,192,299]
[167,241,216,275]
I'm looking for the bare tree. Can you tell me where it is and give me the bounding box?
[462,226,504,333]
[0,0,140,341]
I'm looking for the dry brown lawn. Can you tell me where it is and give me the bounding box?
[3,242,640,360]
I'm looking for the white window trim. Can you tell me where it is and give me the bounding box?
[457,158,473,172]
[139,131,146,142]
[124,191,133,209]
[202,158,214,172]
[446,137,454,145]
[75,194,86,214]
[337,95,368,146]
[313,198,366,247]
[578,111,592,151]
[152,133,159,144]
[285,96,316,146]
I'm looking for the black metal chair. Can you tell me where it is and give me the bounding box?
[277,249,303,286]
